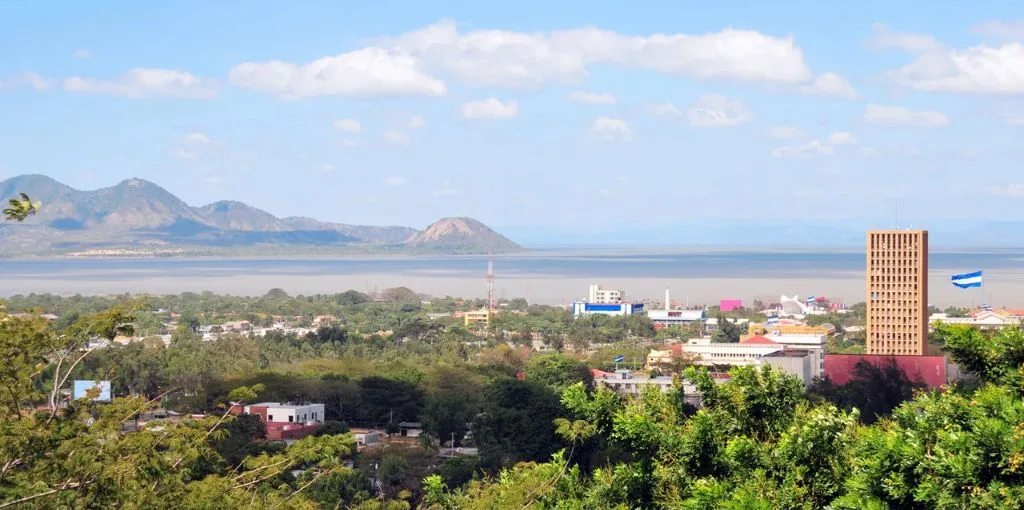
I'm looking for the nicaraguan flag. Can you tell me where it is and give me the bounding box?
[766,316,779,324]
[951,271,983,289]
[613,355,624,363]
[806,296,817,303]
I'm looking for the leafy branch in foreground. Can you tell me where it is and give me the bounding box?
[0,309,358,509]
[3,193,40,222]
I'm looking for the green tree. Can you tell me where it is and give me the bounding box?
[809,358,925,424]
[525,353,594,393]
[711,314,742,343]
[471,379,564,470]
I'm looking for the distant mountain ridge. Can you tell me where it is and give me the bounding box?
[0,174,522,255]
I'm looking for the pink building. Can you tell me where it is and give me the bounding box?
[720,299,743,312]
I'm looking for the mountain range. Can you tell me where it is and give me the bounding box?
[0,175,522,256]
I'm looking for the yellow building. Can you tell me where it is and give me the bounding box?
[747,323,832,336]
[464,308,493,327]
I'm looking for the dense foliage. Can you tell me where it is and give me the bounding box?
[419,325,1024,509]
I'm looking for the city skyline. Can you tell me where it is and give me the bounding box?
[2,1,1024,238]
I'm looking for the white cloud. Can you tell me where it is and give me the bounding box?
[863,104,949,127]
[204,175,223,185]
[386,19,813,89]
[891,44,1024,94]
[460,98,519,119]
[333,119,362,133]
[340,138,363,148]
[589,116,632,141]
[384,176,407,186]
[987,183,1024,198]
[183,132,212,144]
[22,72,52,90]
[771,140,835,158]
[768,126,804,139]
[686,94,754,127]
[871,23,1024,95]
[798,72,858,99]
[867,23,942,53]
[64,68,217,98]
[826,131,858,145]
[228,47,447,99]
[568,91,616,104]
[406,116,426,128]
[73,49,91,59]
[648,103,684,117]
[318,163,336,172]
[382,130,410,144]
[972,20,1024,41]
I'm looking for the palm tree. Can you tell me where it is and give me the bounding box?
[3,193,40,222]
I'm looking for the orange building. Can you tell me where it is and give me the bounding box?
[866,230,929,355]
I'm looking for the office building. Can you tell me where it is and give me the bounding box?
[588,284,623,304]
[866,229,928,355]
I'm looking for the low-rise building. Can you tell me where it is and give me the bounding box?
[824,354,952,389]
[398,422,423,438]
[351,428,383,449]
[646,336,817,385]
[648,337,782,368]
[238,402,326,441]
[761,350,815,387]
[761,332,827,377]
[592,369,703,406]
[572,301,645,318]
[464,308,492,327]
[646,308,705,329]
[929,311,1016,331]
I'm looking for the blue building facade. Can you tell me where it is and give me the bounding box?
[572,302,645,318]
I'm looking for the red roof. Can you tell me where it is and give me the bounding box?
[740,335,779,345]
[590,369,614,378]
[824,354,947,388]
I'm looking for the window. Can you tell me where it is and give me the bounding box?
[268,415,274,421]
[288,416,293,423]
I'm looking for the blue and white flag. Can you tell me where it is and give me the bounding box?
[806,296,817,303]
[766,316,779,325]
[613,355,625,363]
[981,304,993,312]
[951,271,983,289]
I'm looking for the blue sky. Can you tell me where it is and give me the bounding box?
[2,1,1024,240]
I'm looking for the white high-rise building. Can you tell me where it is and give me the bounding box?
[588,284,623,304]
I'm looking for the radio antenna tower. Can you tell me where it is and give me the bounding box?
[486,249,496,312]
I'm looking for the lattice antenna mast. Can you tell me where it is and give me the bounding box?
[486,249,495,312]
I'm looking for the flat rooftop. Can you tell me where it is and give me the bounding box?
[249,402,321,409]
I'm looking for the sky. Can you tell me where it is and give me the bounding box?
[2,1,1024,242]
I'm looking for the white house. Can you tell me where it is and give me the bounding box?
[242,402,326,424]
